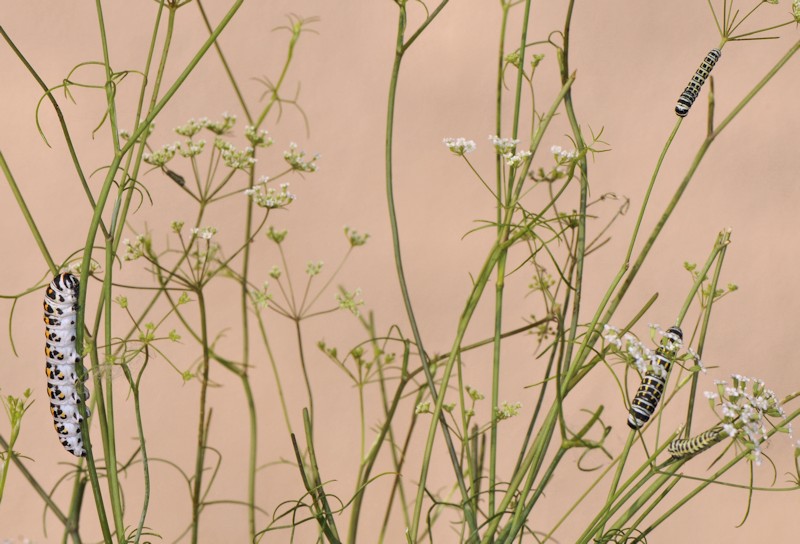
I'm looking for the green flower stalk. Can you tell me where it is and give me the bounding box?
[0,390,33,504]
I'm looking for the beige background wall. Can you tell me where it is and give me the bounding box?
[1,0,799,542]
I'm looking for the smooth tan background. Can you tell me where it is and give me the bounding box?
[1,0,799,542]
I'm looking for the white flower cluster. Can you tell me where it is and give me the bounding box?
[175,118,205,138]
[191,226,218,240]
[603,324,657,375]
[244,177,296,209]
[245,125,273,148]
[336,288,363,316]
[488,135,532,167]
[67,260,100,275]
[442,137,476,156]
[123,234,151,261]
[506,150,531,167]
[550,145,578,164]
[143,142,179,167]
[495,401,522,421]
[178,139,206,158]
[489,135,519,155]
[250,282,272,310]
[204,112,237,135]
[705,375,785,465]
[215,138,256,170]
[174,113,236,137]
[283,142,319,173]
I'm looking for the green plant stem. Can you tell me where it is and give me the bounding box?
[488,24,508,506]
[501,407,604,542]
[195,0,253,124]
[122,354,151,544]
[63,475,87,544]
[574,433,678,544]
[191,289,212,544]
[384,5,477,541]
[242,372,257,542]
[347,344,411,543]
[254,308,294,435]
[241,135,257,544]
[112,3,172,257]
[685,232,729,435]
[74,6,245,538]
[89,6,172,537]
[601,430,637,536]
[676,230,730,324]
[294,318,315,429]
[0,150,57,274]
[292,424,341,544]
[102,213,126,544]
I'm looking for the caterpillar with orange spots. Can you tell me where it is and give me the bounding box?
[44,273,89,457]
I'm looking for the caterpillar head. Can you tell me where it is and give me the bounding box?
[58,273,79,292]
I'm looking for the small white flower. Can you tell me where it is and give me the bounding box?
[443,137,476,156]
[704,391,718,400]
[191,226,217,240]
[506,150,531,167]
[495,401,522,420]
[489,135,519,155]
[723,423,737,437]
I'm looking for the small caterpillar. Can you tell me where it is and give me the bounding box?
[627,326,682,430]
[668,428,722,460]
[675,48,721,117]
[44,273,89,457]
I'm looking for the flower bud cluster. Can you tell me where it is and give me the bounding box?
[283,142,319,172]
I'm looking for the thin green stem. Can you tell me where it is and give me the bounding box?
[294,318,315,429]
[195,0,253,124]
[191,289,212,544]
[385,6,476,541]
[0,150,57,274]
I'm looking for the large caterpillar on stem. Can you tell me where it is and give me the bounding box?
[627,326,683,430]
[675,48,722,117]
[44,273,90,457]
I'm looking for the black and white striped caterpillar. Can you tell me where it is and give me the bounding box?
[44,273,89,457]
[627,326,683,429]
[675,48,721,117]
[668,428,722,460]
